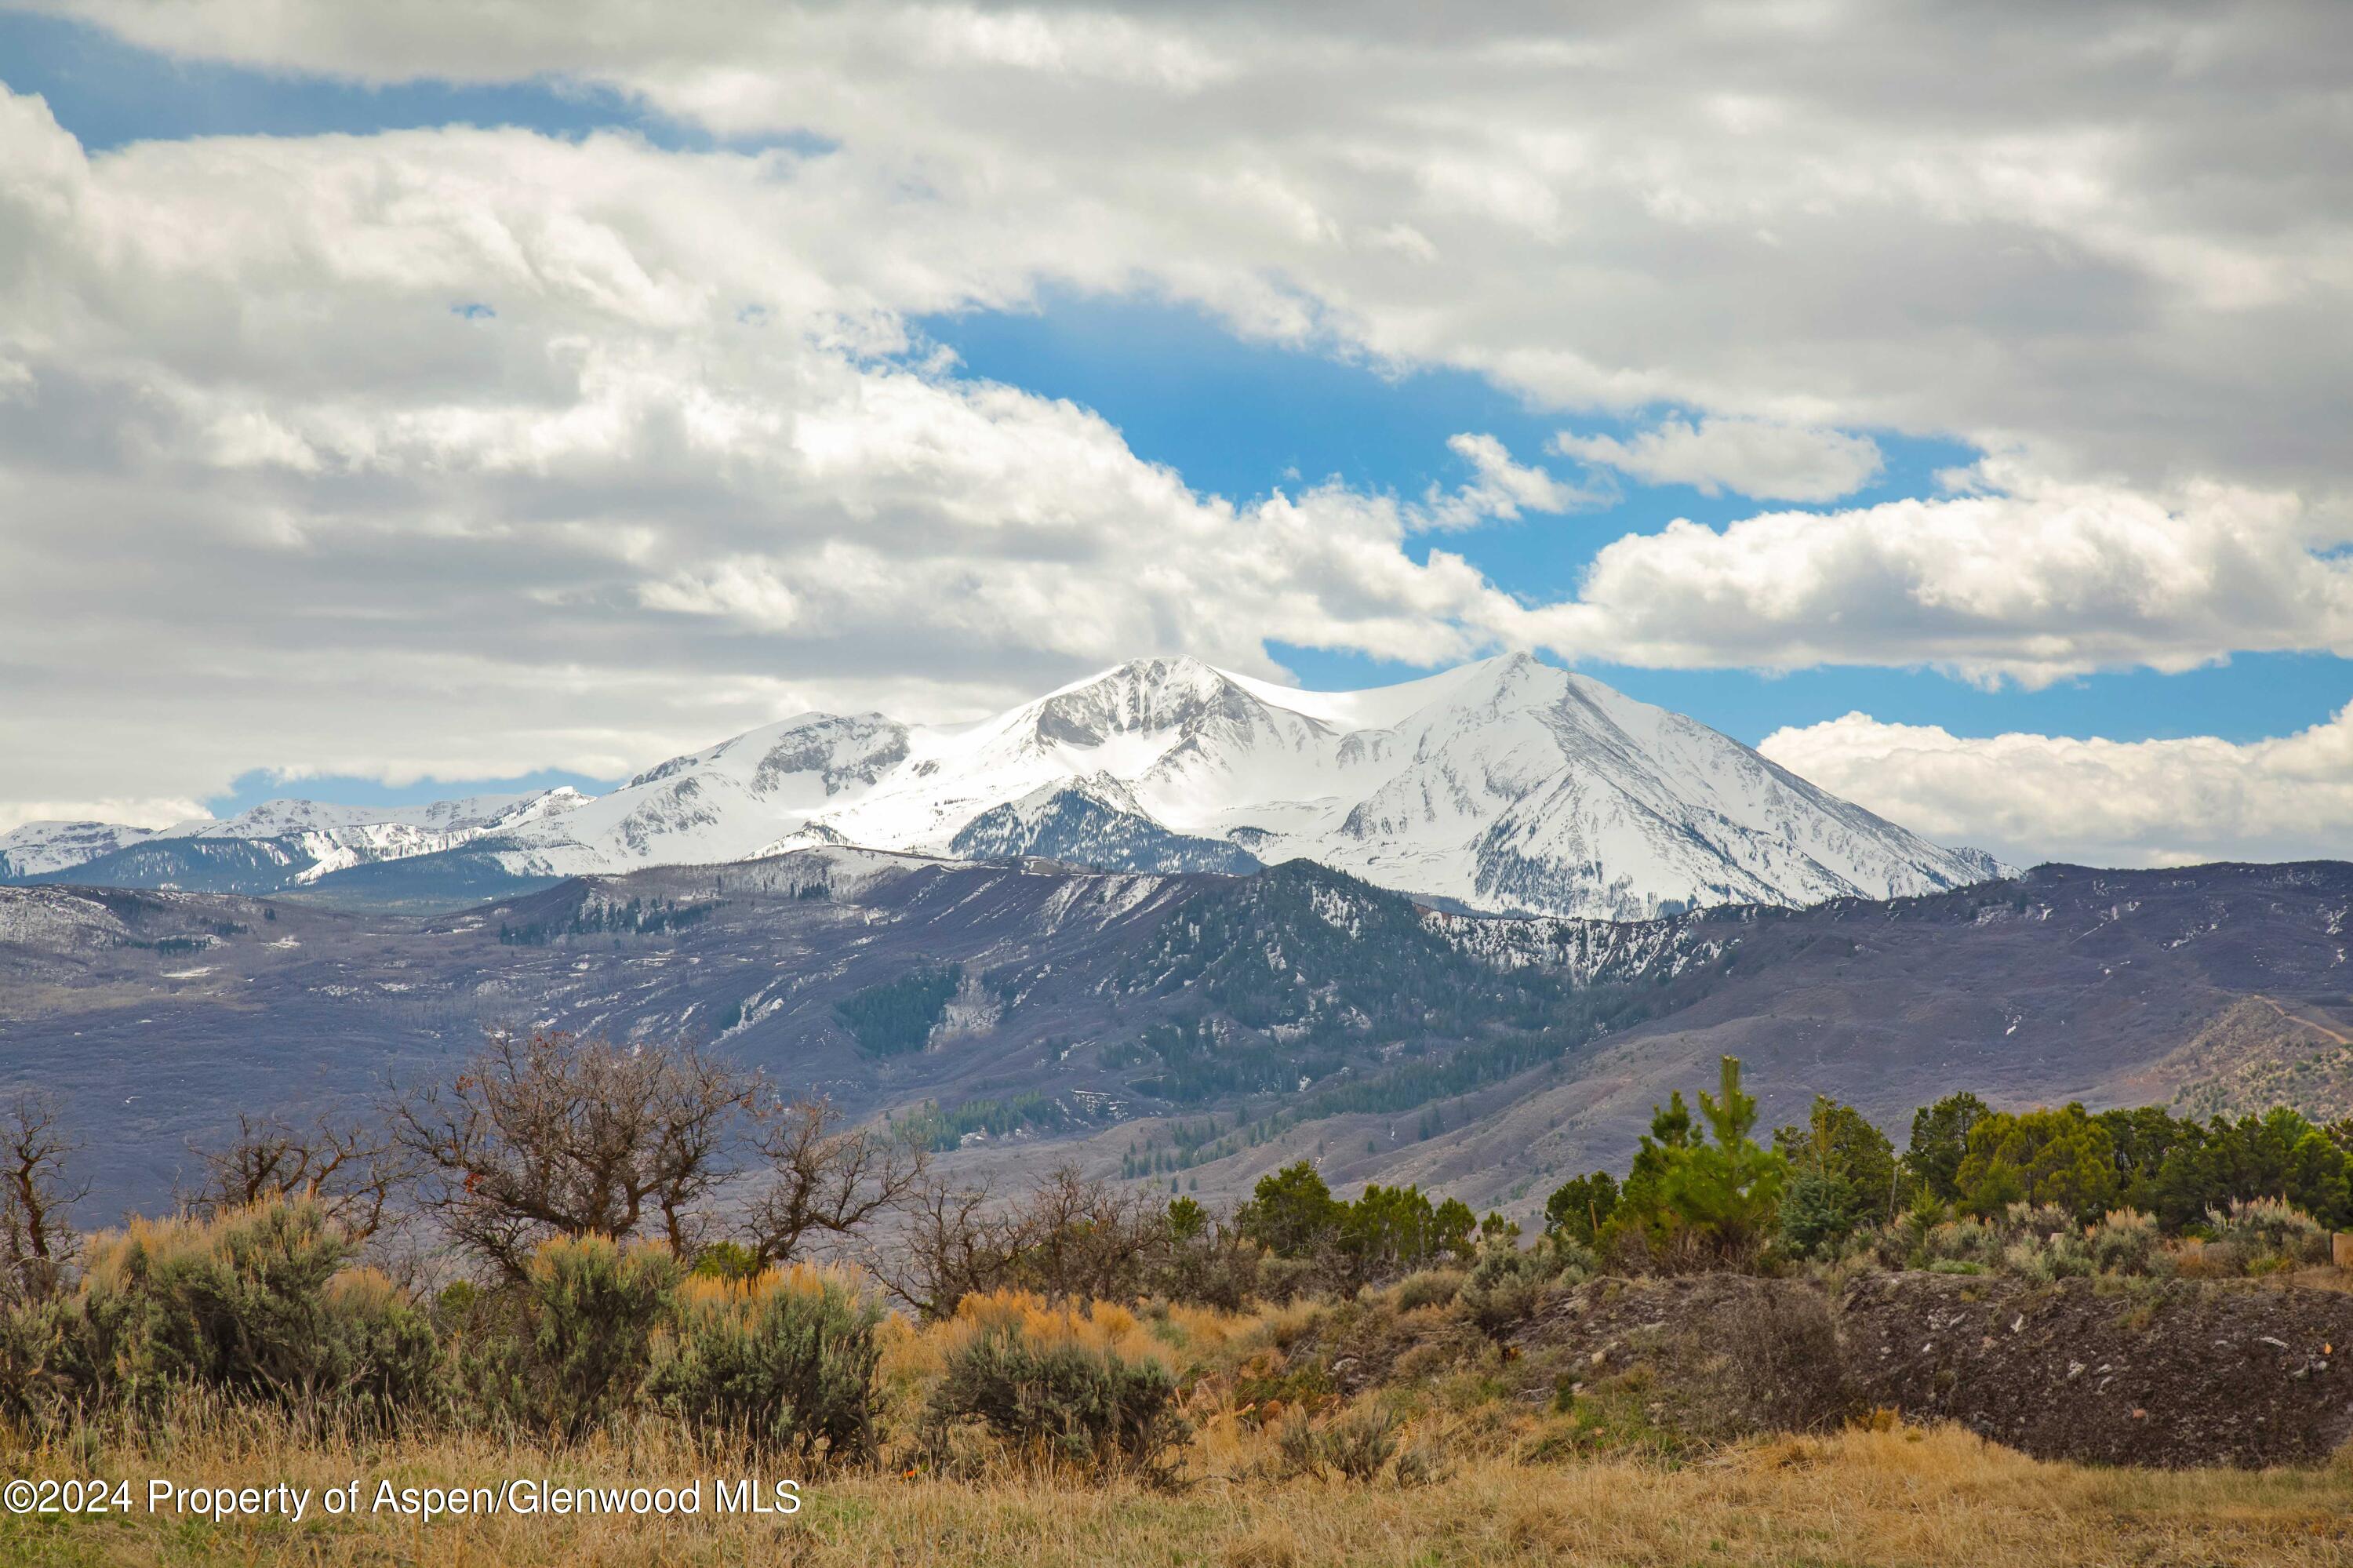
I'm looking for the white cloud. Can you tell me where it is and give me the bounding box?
[6,5,2353,840]
[28,2,2353,495]
[1417,432,1600,529]
[0,92,1530,817]
[1522,464,2353,686]
[1759,707,2353,870]
[1551,417,1883,502]
[0,799,210,836]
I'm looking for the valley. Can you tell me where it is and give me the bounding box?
[3,849,2345,1225]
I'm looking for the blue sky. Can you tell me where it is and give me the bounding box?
[0,9,820,153]
[5,7,2348,858]
[925,293,2353,748]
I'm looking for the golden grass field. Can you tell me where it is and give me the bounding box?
[9,1280,2353,1566]
[4,1418,2352,1567]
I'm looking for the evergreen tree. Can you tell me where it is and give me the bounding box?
[1236,1161,1344,1257]
[1542,1170,1619,1246]
[1606,1057,1788,1264]
[1904,1091,1991,1203]
[2094,1104,2202,1212]
[1955,1103,2118,1220]
[1773,1094,1895,1251]
[2149,1108,2353,1229]
[1777,1165,1855,1258]
[1432,1198,1478,1261]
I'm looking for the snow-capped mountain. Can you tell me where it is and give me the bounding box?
[5,788,591,887]
[172,788,595,882]
[0,820,159,880]
[466,655,1996,919]
[5,658,1999,918]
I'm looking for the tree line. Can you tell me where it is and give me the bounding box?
[0,1030,1276,1319]
[6,1034,2352,1325]
[1533,1059,2353,1268]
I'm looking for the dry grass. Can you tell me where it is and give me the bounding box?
[6,1415,2353,1566]
[12,1278,2353,1565]
[901,1289,1271,1374]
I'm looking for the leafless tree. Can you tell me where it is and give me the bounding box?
[743,1095,929,1268]
[0,1091,85,1304]
[1009,1165,1165,1302]
[875,1175,1027,1320]
[391,1031,752,1279]
[183,1108,413,1239]
[874,1163,1169,1318]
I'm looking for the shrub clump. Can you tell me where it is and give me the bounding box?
[1883,1200,2327,1282]
[1275,1402,1401,1482]
[646,1264,885,1461]
[1457,1235,1595,1333]
[2086,1210,2166,1275]
[496,1234,682,1439]
[0,1201,441,1432]
[2206,1196,2330,1270]
[926,1325,1189,1477]
[1389,1267,1464,1312]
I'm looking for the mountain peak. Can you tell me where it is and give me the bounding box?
[1050,654,1238,701]
[9,656,1995,920]
[1027,656,1260,749]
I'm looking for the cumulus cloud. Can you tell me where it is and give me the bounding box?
[1551,417,1883,502]
[27,1,2353,494]
[0,91,1530,817]
[1525,464,2353,686]
[6,5,2353,842]
[1417,432,1601,529]
[1759,708,2353,870]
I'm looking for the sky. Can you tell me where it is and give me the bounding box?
[1,2,2350,869]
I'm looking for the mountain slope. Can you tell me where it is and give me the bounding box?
[3,855,2347,1225]
[948,775,1262,873]
[462,655,1995,919]
[5,657,1995,919]
[0,820,157,879]
[4,788,592,896]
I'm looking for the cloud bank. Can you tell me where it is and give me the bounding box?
[1,3,2350,869]
[1761,707,2353,870]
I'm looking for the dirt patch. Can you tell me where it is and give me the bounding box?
[1285,1297,1475,1399]
[1512,1275,1853,1439]
[1505,1271,2353,1466]
[1840,1270,2353,1468]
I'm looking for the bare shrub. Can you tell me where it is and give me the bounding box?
[1146,1211,1264,1310]
[1009,1166,1166,1302]
[184,1108,412,1241]
[878,1166,1173,1319]
[881,1178,1031,1321]
[1664,1282,1852,1439]
[0,1091,83,1304]
[744,1097,927,1268]
[393,1031,751,1278]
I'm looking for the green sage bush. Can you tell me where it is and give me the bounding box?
[646,1264,885,1461]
